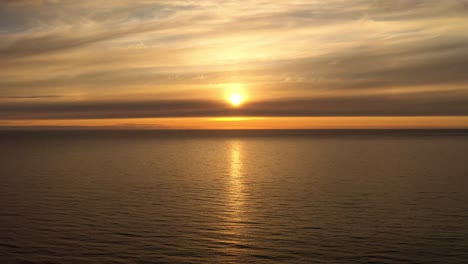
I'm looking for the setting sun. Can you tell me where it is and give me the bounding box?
[229,93,244,106]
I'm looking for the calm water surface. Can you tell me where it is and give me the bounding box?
[1,131,468,263]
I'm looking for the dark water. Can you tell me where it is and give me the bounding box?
[1,130,468,263]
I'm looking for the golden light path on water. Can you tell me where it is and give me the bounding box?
[221,139,249,255]
[229,140,244,210]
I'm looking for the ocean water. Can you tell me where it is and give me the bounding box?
[1,130,468,264]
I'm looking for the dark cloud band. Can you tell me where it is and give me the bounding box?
[1,96,468,120]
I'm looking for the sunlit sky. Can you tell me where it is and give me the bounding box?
[1,0,468,129]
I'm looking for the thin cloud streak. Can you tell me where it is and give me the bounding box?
[0,95,64,99]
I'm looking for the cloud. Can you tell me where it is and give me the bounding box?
[1,95,468,120]
[0,0,54,6]
[0,95,64,99]
[0,13,210,60]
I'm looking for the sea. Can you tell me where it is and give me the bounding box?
[1,130,467,263]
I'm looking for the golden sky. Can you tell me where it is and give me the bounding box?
[1,0,468,129]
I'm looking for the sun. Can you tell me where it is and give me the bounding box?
[229,93,244,106]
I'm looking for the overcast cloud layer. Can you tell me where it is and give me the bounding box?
[1,0,468,119]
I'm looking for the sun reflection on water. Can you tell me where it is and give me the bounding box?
[230,140,242,178]
[229,140,245,214]
[215,139,252,259]
[217,139,250,250]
